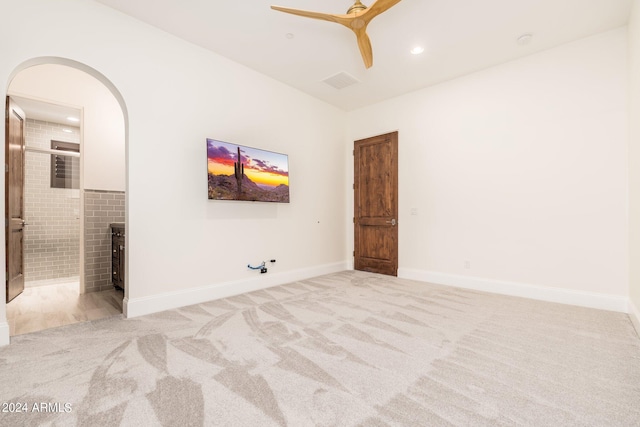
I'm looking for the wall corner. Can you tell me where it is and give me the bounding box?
[0,322,10,347]
[629,299,640,339]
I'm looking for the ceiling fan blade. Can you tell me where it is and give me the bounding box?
[363,0,402,20]
[354,29,373,69]
[271,0,399,69]
[271,5,342,24]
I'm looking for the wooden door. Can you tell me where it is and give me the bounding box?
[5,97,26,302]
[354,131,398,276]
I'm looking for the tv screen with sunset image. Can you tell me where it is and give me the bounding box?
[207,138,290,203]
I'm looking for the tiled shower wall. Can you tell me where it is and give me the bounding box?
[84,190,125,293]
[24,119,80,285]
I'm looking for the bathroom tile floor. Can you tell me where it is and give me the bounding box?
[6,282,123,336]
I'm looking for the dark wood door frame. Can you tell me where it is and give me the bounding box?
[354,131,399,276]
[5,96,26,302]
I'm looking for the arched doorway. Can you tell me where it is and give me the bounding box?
[4,58,128,339]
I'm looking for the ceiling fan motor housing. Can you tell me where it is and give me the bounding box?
[347,1,367,15]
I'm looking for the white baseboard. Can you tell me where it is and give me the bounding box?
[125,261,348,318]
[0,322,10,347]
[398,268,628,313]
[629,299,640,338]
[122,296,131,318]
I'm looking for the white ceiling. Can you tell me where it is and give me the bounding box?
[12,96,81,127]
[94,0,631,110]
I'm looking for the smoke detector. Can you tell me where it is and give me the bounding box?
[517,33,533,46]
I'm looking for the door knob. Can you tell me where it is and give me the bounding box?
[386,219,397,226]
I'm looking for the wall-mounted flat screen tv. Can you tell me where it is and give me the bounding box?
[207,138,290,203]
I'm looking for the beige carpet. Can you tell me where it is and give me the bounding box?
[0,271,639,426]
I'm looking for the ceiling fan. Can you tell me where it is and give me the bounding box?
[271,0,402,69]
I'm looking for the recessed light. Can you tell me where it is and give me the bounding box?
[410,46,425,55]
[67,116,79,122]
[285,33,294,39]
[517,33,533,46]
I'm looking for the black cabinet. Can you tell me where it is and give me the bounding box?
[111,223,125,291]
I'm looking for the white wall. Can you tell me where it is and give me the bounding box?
[629,0,640,333]
[0,0,347,343]
[348,29,629,308]
[9,64,126,192]
[0,0,631,348]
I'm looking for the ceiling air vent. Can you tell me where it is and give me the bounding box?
[322,71,360,90]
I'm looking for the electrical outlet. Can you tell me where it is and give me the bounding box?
[464,260,471,269]
[410,208,418,216]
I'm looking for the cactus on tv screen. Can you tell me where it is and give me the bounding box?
[206,138,290,203]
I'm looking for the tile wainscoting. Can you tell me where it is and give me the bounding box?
[84,190,125,293]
